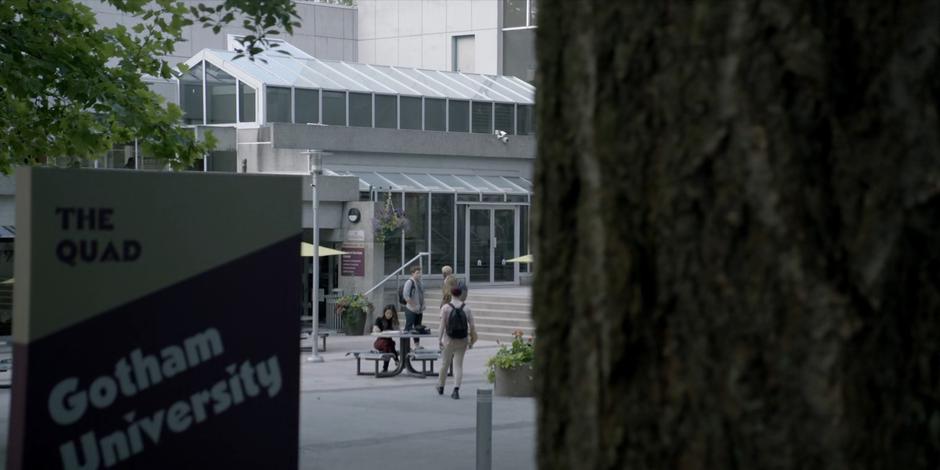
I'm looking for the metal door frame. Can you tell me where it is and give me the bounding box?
[465,205,519,285]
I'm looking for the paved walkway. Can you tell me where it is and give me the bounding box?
[0,334,536,470]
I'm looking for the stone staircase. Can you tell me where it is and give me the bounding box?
[421,287,533,343]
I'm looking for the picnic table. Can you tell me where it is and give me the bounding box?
[370,331,437,378]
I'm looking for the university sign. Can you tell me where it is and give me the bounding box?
[8,168,302,469]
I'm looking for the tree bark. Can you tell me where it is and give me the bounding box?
[533,1,940,469]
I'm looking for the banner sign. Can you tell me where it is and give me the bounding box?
[340,246,365,277]
[8,168,302,470]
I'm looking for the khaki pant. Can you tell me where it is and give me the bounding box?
[438,338,468,388]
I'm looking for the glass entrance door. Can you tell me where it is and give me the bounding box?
[467,207,518,284]
[469,209,491,283]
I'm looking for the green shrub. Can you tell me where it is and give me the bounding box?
[485,330,534,383]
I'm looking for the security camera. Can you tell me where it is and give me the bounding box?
[494,130,509,144]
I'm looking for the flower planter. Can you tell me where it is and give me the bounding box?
[342,310,367,336]
[494,364,534,397]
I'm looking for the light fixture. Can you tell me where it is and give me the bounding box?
[347,208,361,224]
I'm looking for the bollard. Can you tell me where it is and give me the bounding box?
[476,388,493,470]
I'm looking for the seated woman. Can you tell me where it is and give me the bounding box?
[372,304,400,372]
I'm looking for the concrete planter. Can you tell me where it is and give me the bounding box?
[494,364,535,397]
[342,310,367,336]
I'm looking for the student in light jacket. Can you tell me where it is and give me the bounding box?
[437,286,477,400]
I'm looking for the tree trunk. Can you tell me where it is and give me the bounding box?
[533,1,940,469]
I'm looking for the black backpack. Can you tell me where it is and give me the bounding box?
[398,280,415,305]
[447,303,468,339]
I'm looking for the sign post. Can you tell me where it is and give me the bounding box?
[8,168,302,469]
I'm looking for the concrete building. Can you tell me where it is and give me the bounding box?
[177,45,535,311]
[356,0,538,81]
[79,0,358,67]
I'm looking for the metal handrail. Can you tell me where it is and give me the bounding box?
[363,252,430,296]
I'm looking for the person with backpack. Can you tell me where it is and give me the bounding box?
[437,285,477,399]
[401,264,426,349]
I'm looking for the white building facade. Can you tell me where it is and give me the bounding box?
[356,0,537,81]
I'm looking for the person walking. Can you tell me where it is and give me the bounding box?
[437,285,477,399]
[403,264,426,349]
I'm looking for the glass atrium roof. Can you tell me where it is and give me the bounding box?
[188,49,535,105]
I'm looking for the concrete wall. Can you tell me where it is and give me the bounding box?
[358,0,500,74]
[81,0,357,67]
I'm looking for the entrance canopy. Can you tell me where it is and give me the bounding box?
[324,169,533,196]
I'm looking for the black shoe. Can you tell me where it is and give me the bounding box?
[451,388,460,400]
[436,386,444,395]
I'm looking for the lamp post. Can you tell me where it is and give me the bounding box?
[304,150,324,363]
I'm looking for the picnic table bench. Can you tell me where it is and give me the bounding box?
[346,351,397,376]
[300,329,330,352]
[408,349,452,376]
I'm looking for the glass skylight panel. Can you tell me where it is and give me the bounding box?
[384,68,446,97]
[262,57,320,88]
[504,176,532,192]
[481,176,526,194]
[493,76,535,104]
[405,173,451,192]
[214,52,289,86]
[431,175,476,192]
[351,171,396,190]
[342,62,405,95]
[378,173,425,191]
[306,60,371,92]
[462,74,516,102]
[399,68,472,100]
[456,175,504,193]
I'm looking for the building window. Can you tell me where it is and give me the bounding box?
[494,103,514,134]
[400,96,422,130]
[380,192,404,275]
[424,98,446,131]
[453,35,475,73]
[238,82,255,122]
[180,62,203,125]
[517,105,535,135]
[349,92,372,127]
[431,194,455,275]
[448,100,469,132]
[322,90,346,126]
[375,94,397,129]
[206,63,236,124]
[520,205,529,272]
[471,102,493,134]
[294,88,319,124]
[265,86,291,123]
[504,0,537,28]
[405,193,429,266]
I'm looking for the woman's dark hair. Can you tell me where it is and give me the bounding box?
[382,304,400,329]
[451,286,462,297]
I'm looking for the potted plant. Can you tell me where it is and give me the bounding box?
[485,330,535,397]
[335,293,373,336]
[372,192,410,243]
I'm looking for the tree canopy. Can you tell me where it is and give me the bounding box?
[0,0,300,174]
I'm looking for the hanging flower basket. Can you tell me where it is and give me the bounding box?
[372,192,410,243]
